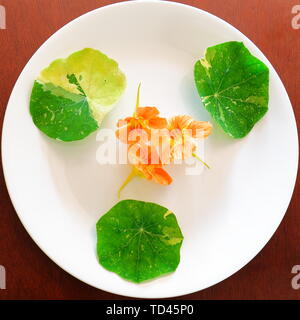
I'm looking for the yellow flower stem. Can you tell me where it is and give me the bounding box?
[118,83,143,198]
[134,83,141,116]
[192,153,210,169]
[118,167,140,198]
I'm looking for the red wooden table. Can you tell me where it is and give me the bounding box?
[0,0,299,300]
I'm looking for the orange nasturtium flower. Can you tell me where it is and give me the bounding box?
[116,84,212,197]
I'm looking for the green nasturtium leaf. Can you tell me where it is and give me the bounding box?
[96,200,184,283]
[194,41,269,138]
[30,48,126,141]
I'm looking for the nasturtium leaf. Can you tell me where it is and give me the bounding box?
[194,41,269,138]
[30,48,126,141]
[96,200,183,283]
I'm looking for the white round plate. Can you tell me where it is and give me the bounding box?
[2,1,298,298]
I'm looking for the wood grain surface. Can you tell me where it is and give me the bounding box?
[0,0,299,300]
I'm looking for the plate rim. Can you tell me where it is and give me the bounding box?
[2,0,299,298]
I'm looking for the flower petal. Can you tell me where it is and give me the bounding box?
[148,117,168,129]
[136,107,159,120]
[116,119,131,144]
[168,115,193,131]
[151,167,173,185]
[188,121,212,138]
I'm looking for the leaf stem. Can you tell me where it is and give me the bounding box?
[192,153,210,169]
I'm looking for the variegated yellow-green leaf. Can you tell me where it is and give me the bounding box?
[96,200,183,283]
[30,48,126,141]
[194,41,269,138]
